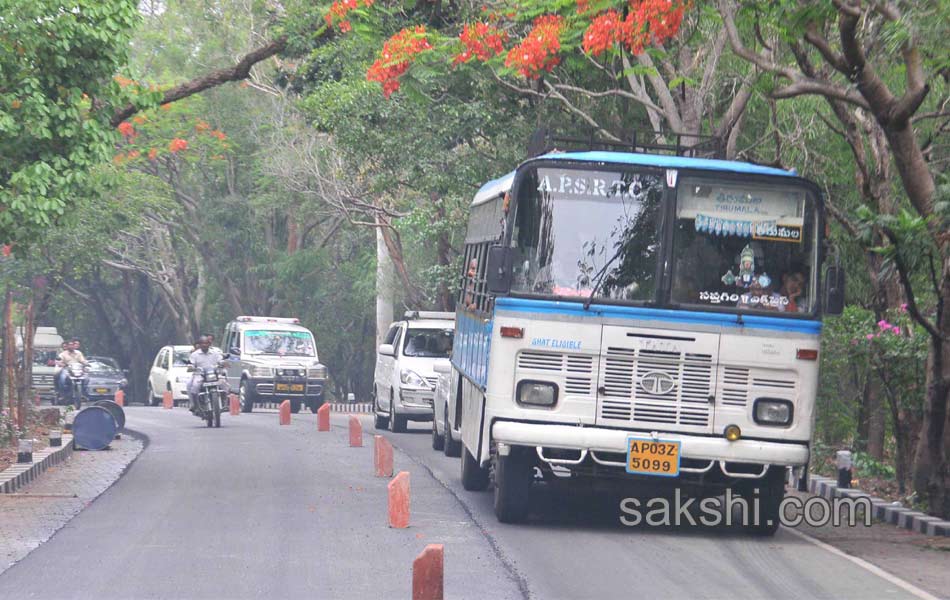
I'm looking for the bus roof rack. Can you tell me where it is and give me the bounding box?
[527,128,724,160]
[404,311,455,321]
[236,316,301,324]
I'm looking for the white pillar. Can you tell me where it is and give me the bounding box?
[376,222,394,345]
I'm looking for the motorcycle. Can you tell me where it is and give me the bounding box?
[194,367,224,428]
[60,362,88,409]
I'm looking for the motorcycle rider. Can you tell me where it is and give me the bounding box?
[56,338,89,402]
[188,335,226,414]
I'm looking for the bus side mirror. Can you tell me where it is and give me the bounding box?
[823,265,845,315]
[486,245,512,295]
[229,347,241,357]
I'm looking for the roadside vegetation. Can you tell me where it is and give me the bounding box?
[1,0,947,518]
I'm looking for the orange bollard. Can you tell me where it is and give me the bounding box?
[162,390,173,409]
[279,400,291,425]
[229,394,240,416]
[317,403,330,431]
[388,471,410,528]
[114,389,125,407]
[412,544,444,600]
[374,435,394,477]
[348,416,362,447]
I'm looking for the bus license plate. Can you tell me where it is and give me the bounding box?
[626,438,681,477]
[276,383,304,392]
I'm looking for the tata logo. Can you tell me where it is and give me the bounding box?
[639,371,676,395]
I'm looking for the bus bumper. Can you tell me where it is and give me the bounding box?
[491,421,809,467]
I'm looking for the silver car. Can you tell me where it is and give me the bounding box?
[222,316,327,414]
[431,359,461,456]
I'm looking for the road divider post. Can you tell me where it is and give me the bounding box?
[229,394,240,416]
[162,390,173,409]
[388,471,410,528]
[114,389,125,407]
[279,400,291,425]
[374,435,393,477]
[412,544,444,600]
[348,416,362,447]
[317,403,330,431]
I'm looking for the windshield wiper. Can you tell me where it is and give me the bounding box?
[583,243,627,310]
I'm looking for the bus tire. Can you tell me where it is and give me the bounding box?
[742,466,785,537]
[461,445,489,491]
[494,447,532,523]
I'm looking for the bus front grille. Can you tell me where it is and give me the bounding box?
[599,348,713,428]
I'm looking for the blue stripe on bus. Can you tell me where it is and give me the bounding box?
[494,297,822,334]
[542,151,797,177]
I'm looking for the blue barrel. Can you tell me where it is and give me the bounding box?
[94,400,126,431]
[73,406,117,450]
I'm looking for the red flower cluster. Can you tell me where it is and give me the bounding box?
[324,0,374,33]
[504,15,565,79]
[169,138,189,153]
[366,26,433,98]
[117,121,135,138]
[582,0,686,56]
[453,22,508,66]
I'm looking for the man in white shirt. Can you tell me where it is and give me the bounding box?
[188,336,225,414]
[56,338,89,400]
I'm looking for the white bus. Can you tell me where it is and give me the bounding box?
[448,147,844,534]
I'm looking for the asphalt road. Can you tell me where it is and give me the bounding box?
[0,406,939,600]
[0,407,522,600]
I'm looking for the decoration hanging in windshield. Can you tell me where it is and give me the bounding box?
[720,244,771,289]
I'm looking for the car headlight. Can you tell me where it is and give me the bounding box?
[250,366,274,377]
[517,381,558,408]
[119,379,128,387]
[400,369,427,387]
[308,365,327,379]
[753,399,793,426]
[176,375,190,384]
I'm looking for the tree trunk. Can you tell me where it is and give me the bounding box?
[913,270,950,518]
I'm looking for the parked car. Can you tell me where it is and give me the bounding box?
[374,311,455,433]
[222,316,327,414]
[431,359,461,456]
[86,356,128,402]
[147,345,194,406]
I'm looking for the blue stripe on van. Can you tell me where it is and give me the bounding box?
[494,297,822,334]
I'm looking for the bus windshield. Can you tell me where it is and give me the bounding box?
[509,166,663,301]
[670,176,818,314]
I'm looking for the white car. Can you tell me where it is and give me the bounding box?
[374,311,455,433]
[431,359,461,456]
[147,345,195,406]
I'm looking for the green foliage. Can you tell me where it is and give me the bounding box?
[0,0,161,246]
[853,451,897,480]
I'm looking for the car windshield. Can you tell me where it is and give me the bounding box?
[244,330,316,356]
[509,166,663,301]
[402,328,454,358]
[173,351,191,366]
[670,176,818,314]
[88,360,119,374]
[32,349,58,367]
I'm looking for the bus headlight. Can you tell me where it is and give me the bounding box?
[308,365,327,379]
[517,381,558,408]
[754,399,793,426]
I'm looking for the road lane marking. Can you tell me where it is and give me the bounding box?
[785,528,941,600]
